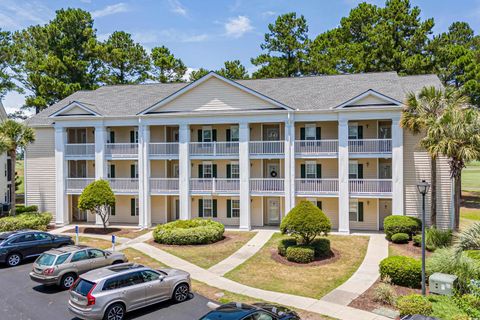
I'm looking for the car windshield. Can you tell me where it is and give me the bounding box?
[200,310,249,320]
[72,279,95,296]
[36,253,57,266]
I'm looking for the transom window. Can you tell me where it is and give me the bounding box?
[349,160,358,179]
[348,123,359,139]
[203,162,213,178]
[305,161,317,179]
[203,198,213,218]
[230,126,239,142]
[349,199,359,222]
[231,199,240,218]
[202,126,212,142]
[231,162,239,179]
[305,124,316,140]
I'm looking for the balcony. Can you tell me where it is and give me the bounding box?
[190,142,239,158]
[349,139,392,157]
[295,140,338,157]
[65,143,95,158]
[249,141,284,157]
[106,143,138,159]
[295,179,339,195]
[190,178,240,194]
[150,178,179,194]
[108,178,139,193]
[149,143,179,158]
[250,178,284,194]
[349,179,392,197]
[66,178,95,193]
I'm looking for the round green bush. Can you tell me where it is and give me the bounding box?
[396,294,433,316]
[379,256,422,288]
[0,212,51,232]
[278,238,297,257]
[285,245,315,263]
[413,234,422,246]
[391,233,410,244]
[310,238,331,258]
[153,219,225,245]
[384,215,421,240]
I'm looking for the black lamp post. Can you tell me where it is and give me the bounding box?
[416,179,430,296]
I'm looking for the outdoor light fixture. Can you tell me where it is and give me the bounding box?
[416,179,430,296]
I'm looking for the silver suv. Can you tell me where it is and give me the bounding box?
[68,263,191,320]
[30,246,127,289]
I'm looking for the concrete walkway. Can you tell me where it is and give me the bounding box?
[131,241,389,320]
[321,233,388,306]
[208,230,275,276]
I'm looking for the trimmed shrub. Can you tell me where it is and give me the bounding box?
[280,201,331,244]
[153,219,224,245]
[285,245,315,263]
[278,238,297,257]
[379,256,421,288]
[454,294,480,319]
[372,283,396,306]
[413,234,422,246]
[0,212,52,232]
[310,238,331,258]
[384,215,421,240]
[396,294,433,316]
[15,205,38,214]
[391,233,409,244]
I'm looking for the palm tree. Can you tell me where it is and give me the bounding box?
[454,222,480,256]
[401,86,450,227]
[0,119,35,215]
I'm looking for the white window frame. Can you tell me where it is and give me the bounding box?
[231,162,239,179]
[132,197,139,216]
[305,123,316,140]
[230,125,239,142]
[107,162,115,178]
[349,198,359,222]
[202,126,212,142]
[231,198,240,218]
[202,161,213,178]
[172,163,179,178]
[305,161,317,179]
[203,198,213,218]
[349,160,358,179]
[132,162,139,178]
[348,122,359,140]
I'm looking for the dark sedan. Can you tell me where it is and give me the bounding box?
[199,302,301,320]
[0,230,74,267]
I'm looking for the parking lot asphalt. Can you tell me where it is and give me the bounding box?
[0,258,212,320]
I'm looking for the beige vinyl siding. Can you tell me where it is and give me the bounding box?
[61,106,94,115]
[110,195,139,224]
[350,94,392,106]
[191,196,240,226]
[152,77,279,113]
[151,195,169,224]
[295,121,338,139]
[349,158,378,179]
[107,160,137,178]
[403,131,453,228]
[107,126,137,143]
[349,120,379,139]
[350,198,378,230]
[25,128,56,215]
[190,124,238,142]
[295,159,338,179]
[251,196,263,227]
[151,160,178,178]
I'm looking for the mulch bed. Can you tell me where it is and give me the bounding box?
[270,248,340,267]
[389,241,432,258]
[64,227,123,235]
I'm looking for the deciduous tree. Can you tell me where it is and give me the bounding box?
[78,180,115,231]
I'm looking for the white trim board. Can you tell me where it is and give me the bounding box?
[49,101,101,118]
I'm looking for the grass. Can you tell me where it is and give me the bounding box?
[429,295,469,320]
[460,191,480,230]
[225,233,369,299]
[122,247,168,268]
[65,227,151,239]
[152,231,256,269]
[462,161,480,192]
[15,160,24,194]
[77,236,112,249]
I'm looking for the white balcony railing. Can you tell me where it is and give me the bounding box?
[190,178,240,193]
[348,139,392,154]
[295,179,339,194]
[65,143,95,157]
[250,178,284,193]
[190,142,239,156]
[249,141,284,155]
[108,178,139,192]
[66,178,95,192]
[295,140,338,155]
[349,179,392,194]
[150,178,179,192]
[149,143,179,156]
[106,143,138,157]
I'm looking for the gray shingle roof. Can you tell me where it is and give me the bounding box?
[27,72,442,126]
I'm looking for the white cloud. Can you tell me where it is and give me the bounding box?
[0,0,51,30]
[132,29,209,45]
[224,16,253,38]
[262,11,277,18]
[97,33,111,42]
[168,0,187,16]
[91,3,128,18]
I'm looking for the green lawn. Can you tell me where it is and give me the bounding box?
[462,161,480,192]
[15,160,24,194]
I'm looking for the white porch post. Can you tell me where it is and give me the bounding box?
[138,123,151,228]
[284,116,295,215]
[94,126,107,226]
[338,119,350,233]
[179,124,191,220]
[55,126,68,225]
[239,122,251,230]
[392,117,404,215]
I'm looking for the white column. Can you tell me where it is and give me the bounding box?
[338,119,350,233]
[392,117,404,215]
[94,126,107,226]
[284,117,295,215]
[55,126,68,225]
[239,122,251,230]
[138,124,151,228]
[179,124,191,220]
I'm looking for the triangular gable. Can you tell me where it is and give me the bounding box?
[333,89,403,109]
[139,72,294,115]
[49,101,101,118]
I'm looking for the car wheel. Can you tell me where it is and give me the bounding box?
[60,273,77,290]
[172,283,190,303]
[6,253,21,267]
[104,303,125,320]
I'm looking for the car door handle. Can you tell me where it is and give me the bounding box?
[121,290,126,295]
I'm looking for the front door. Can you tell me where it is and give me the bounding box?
[264,126,280,141]
[379,162,392,179]
[72,196,87,221]
[379,199,392,230]
[267,198,281,225]
[266,163,279,178]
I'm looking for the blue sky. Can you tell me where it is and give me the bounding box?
[1,0,480,113]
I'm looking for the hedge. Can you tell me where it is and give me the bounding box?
[391,233,410,244]
[396,294,433,317]
[310,238,331,258]
[15,205,38,214]
[0,212,52,232]
[153,219,224,245]
[278,238,297,257]
[384,216,421,240]
[286,245,315,263]
[379,256,422,288]
[413,234,422,246]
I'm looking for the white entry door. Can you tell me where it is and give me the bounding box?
[267,198,281,225]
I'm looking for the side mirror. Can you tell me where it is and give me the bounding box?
[159,275,166,282]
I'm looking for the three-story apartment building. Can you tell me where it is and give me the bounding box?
[25,72,454,231]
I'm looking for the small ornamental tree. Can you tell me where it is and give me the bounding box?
[280,200,331,244]
[78,179,115,231]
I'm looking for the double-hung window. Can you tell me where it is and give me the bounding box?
[203,162,213,178]
[348,123,359,140]
[202,126,212,142]
[230,126,239,142]
[203,198,213,218]
[305,161,317,179]
[349,199,364,222]
[231,162,239,179]
[231,199,240,218]
[349,160,358,179]
[305,124,316,140]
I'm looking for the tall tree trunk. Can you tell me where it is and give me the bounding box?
[9,150,16,215]
[454,173,461,230]
[430,156,437,227]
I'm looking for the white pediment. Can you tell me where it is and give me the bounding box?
[334,90,402,109]
[49,101,100,118]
